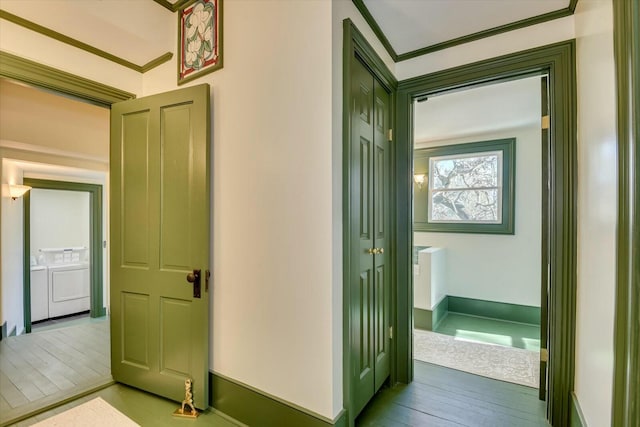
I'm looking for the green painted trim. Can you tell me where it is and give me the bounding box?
[350,0,579,63]
[413,138,516,234]
[177,0,224,85]
[396,8,575,62]
[343,19,398,427]
[570,392,587,427]
[0,10,172,73]
[432,296,448,330]
[23,179,105,334]
[446,296,540,326]
[152,0,176,12]
[153,0,192,13]
[210,372,346,427]
[0,51,135,107]
[396,40,577,426]
[350,0,398,62]
[140,52,174,73]
[23,192,32,333]
[612,0,640,425]
[413,307,432,330]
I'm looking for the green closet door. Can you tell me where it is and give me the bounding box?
[350,55,391,417]
[110,84,210,409]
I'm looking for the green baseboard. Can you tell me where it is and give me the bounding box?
[210,371,347,427]
[447,296,540,325]
[432,297,449,329]
[413,307,432,330]
[570,392,587,427]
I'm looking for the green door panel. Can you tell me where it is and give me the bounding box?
[373,79,391,391]
[351,55,391,417]
[110,84,210,409]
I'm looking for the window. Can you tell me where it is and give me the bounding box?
[413,138,515,234]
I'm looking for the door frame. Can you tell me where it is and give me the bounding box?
[22,178,105,333]
[395,40,577,426]
[342,19,398,426]
[612,0,640,425]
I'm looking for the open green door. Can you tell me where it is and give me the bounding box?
[110,84,210,409]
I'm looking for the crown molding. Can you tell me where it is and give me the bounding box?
[352,0,579,63]
[0,9,172,73]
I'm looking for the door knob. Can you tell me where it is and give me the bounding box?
[378,248,384,254]
[367,248,376,254]
[186,269,201,298]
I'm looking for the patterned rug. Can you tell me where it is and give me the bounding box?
[413,329,540,388]
[32,398,138,427]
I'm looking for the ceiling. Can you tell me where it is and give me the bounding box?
[0,0,577,73]
[359,0,575,60]
[414,75,541,144]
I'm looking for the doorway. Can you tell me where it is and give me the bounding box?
[343,20,577,427]
[23,178,105,333]
[410,75,545,391]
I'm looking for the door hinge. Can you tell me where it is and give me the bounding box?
[389,326,393,339]
[540,348,549,362]
[541,115,550,130]
[387,128,393,142]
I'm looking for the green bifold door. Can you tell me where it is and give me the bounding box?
[349,55,392,417]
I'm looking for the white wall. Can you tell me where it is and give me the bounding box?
[1,160,24,335]
[414,125,542,307]
[145,0,344,419]
[574,1,617,426]
[30,189,90,259]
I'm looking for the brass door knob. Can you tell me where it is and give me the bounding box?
[366,248,376,254]
[378,248,384,254]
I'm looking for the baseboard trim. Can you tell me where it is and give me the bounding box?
[0,321,6,341]
[447,296,540,325]
[570,392,587,427]
[210,371,347,427]
[432,296,449,329]
[413,307,432,330]
[8,325,17,337]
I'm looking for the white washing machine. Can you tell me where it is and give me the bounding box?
[30,265,49,322]
[47,263,90,318]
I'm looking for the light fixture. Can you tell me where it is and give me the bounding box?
[414,174,426,190]
[9,184,32,200]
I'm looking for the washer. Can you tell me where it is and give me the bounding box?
[47,262,90,318]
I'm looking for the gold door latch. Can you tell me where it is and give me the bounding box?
[366,248,384,254]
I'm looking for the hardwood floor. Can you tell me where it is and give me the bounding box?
[357,361,549,427]
[0,317,111,426]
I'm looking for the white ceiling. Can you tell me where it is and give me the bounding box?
[0,0,174,66]
[414,75,542,144]
[363,0,570,55]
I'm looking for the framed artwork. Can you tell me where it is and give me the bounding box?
[178,0,223,85]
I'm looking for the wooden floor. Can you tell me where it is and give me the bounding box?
[357,361,549,427]
[0,317,111,426]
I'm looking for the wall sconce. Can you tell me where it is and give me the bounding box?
[414,174,426,190]
[9,184,32,200]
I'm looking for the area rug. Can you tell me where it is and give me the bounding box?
[413,329,540,388]
[32,398,139,427]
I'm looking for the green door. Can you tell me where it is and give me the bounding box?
[110,84,210,409]
[350,55,391,416]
